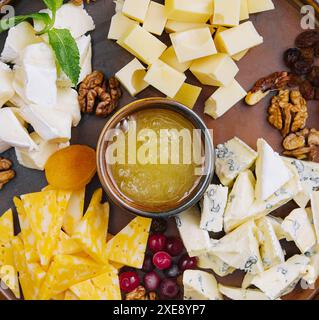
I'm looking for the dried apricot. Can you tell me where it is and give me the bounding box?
[45,145,96,190]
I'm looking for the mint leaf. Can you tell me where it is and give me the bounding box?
[43,0,63,11]
[48,28,80,86]
[0,13,51,33]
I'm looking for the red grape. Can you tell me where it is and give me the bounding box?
[119,271,140,293]
[164,264,180,278]
[178,254,197,271]
[142,254,154,272]
[152,251,172,270]
[166,237,184,256]
[148,234,167,253]
[159,278,180,299]
[144,271,161,291]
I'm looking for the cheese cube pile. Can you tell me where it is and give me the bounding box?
[178,136,319,300]
[0,3,95,170]
[108,0,274,112]
[0,187,152,300]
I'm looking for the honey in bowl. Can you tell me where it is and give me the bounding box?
[106,108,204,212]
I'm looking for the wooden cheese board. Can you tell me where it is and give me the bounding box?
[0,0,319,300]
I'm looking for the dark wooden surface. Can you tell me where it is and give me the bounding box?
[0,0,319,300]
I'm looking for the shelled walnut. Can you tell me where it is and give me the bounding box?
[125,286,157,300]
[0,157,15,190]
[78,71,122,118]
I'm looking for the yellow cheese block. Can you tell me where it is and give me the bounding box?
[214,26,228,39]
[204,79,246,119]
[190,53,239,87]
[232,49,249,61]
[214,21,263,56]
[122,0,150,23]
[64,290,79,300]
[0,264,20,299]
[247,0,274,14]
[171,83,202,109]
[165,20,214,33]
[212,0,241,27]
[115,58,149,96]
[117,24,167,65]
[72,189,109,263]
[62,188,85,236]
[144,60,186,98]
[160,46,191,73]
[170,27,217,63]
[105,216,152,269]
[39,254,104,300]
[14,197,39,263]
[143,1,168,36]
[108,13,139,40]
[0,209,14,245]
[165,0,213,23]
[56,231,82,255]
[70,279,101,300]
[0,242,13,267]
[240,0,249,21]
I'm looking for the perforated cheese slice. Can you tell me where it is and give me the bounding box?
[105,216,152,268]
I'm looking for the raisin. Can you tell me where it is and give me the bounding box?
[293,59,312,75]
[295,30,319,48]
[307,66,319,87]
[299,80,315,100]
[314,41,319,57]
[151,218,168,233]
[283,48,301,68]
[288,73,304,87]
[300,47,314,63]
[315,88,319,100]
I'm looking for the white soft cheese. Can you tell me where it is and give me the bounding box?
[0,62,14,108]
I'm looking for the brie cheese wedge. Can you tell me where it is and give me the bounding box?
[255,139,291,201]
[176,206,211,258]
[200,184,228,232]
[210,221,264,274]
[183,270,223,300]
[251,255,309,300]
[310,192,319,243]
[0,62,14,108]
[20,104,72,143]
[15,132,69,170]
[224,169,255,233]
[0,108,37,151]
[219,284,272,300]
[281,208,316,254]
[1,22,41,64]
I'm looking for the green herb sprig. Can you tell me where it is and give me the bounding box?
[0,0,80,86]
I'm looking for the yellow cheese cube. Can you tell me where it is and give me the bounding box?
[240,0,249,20]
[115,58,149,96]
[190,53,239,87]
[212,0,240,27]
[247,0,274,14]
[165,0,213,23]
[204,80,246,119]
[170,27,217,63]
[117,24,167,65]
[122,0,150,23]
[214,26,228,37]
[165,20,214,33]
[214,21,263,55]
[144,60,186,98]
[171,83,202,109]
[105,216,152,269]
[160,46,191,73]
[0,209,13,245]
[143,1,167,36]
[107,13,139,40]
[232,48,249,61]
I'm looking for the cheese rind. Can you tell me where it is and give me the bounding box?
[170,27,217,63]
[200,184,228,232]
[214,21,263,55]
[212,0,241,27]
[144,60,186,98]
[183,270,223,300]
[170,83,202,109]
[143,1,168,35]
[190,53,239,87]
[115,58,149,96]
[247,0,275,14]
[122,0,150,23]
[204,80,246,119]
[160,46,191,73]
[108,13,139,40]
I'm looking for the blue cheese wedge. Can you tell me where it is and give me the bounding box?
[310,192,319,243]
[303,246,319,285]
[256,217,285,269]
[283,157,319,208]
[224,169,255,233]
[255,139,291,201]
[281,208,316,254]
[176,206,211,258]
[215,137,257,186]
[219,284,272,300]
[183,270,223,300]
[210,221,264,274]
[200,184,228,232]
[266,215,285,240]
[251,255,309,300]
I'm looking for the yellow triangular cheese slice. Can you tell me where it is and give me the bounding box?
[0,209,14,245]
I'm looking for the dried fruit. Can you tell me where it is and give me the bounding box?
[44,145,96,190]
[283,133,306,150]
[151,218,168,233]
[159,278,180,299]
[314,41,319,57]
[283,48,301,68]
[307,66,319,87]
[295,30,319,48]
[293,60,312,76]
[287,73,304,87]
[299,80,315,100]
[0,157,15,190]
[300,47,314,63]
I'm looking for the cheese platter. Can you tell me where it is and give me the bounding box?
[1,0,319,300]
